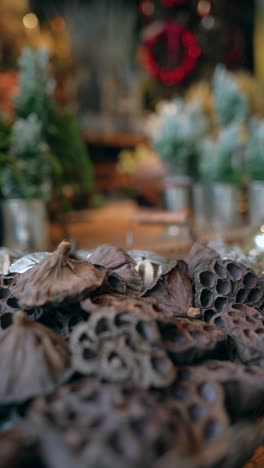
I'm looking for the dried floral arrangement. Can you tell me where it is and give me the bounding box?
[0,240,264,467]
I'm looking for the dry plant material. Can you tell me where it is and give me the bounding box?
[185,243,220,279]
[88,244,143,294]
[154,419,264,468]
[143,260,193,317]
[157,317,226,364]
[0,311,71,403]
[0,423,83,468]
[81,293,162,319]
[222,303,264,367]
[30,378,193,468]
[10,241,107,308]
[157,366,230,467]
[199,360,264,420]
[70,307,175,388]
[193,255,262,323]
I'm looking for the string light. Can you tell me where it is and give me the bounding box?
[197,1,211,17]
[22,13,39,29]
[50,16,66,33]
[201,16,215,29]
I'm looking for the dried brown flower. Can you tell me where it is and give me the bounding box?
[143,260,193,317]
[10,241,107,308]
[88,244,143,294]
[0,311,71,403]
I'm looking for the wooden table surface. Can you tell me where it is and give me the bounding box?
[49,199,251,257]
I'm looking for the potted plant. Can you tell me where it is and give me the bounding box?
[0,47,93,250]
[198,123,243,230]
[147,99,208,212]
[245,118,264,226]
[1,114,51,250]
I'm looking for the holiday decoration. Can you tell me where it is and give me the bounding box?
[141,21,201,86]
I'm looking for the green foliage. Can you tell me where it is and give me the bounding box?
[245,118,264,181]
[1,114,51,199]
[0,47,93,208]
[199,124,242,184]
[150,99,208,172]
[46,109,93,209]
[213,65,248,126]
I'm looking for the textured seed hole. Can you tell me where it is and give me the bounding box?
[0,288,9,299]
[95,318,110,334]
[136,320,156,341]
[188,403,208,422]
[0,313,13,329]
[247,289,262,305]
[200,289,214,308]
[236,288,248,303]
[151,356,170,374]
[198,383,217,403]
[83,348,97,360]
[108,352,125,369]
[115,313,131,327]
[214,297,228,312]
[243,272,257,289]
[210,314,224,329]
[216,279,231,295]
[172,385,191,401]
[204,309,216,323]
[229,306,243,316]
[6,297,18,308]
[226,263,243,281]
[204,420,222,441]
[213,262,227,279]
[177,368,194,382]
[199,271,215,288]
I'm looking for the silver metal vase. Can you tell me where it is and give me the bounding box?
[1,199,48,251]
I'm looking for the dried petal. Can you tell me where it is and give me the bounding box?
[10,241,106,308]
[88,244,143,294]
[143,260,193,317]
[0,311,71,403]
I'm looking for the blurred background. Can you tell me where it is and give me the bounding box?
[1,0,264,254]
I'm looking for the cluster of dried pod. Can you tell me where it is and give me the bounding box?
[0,240,263,467]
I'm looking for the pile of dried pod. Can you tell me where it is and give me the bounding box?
[0,240,264,468]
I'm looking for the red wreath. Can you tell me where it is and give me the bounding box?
[141,21,201,86]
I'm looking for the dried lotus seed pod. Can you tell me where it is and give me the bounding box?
[10,241,107,308]
[0,311,71,403]
[222,303,264,366]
